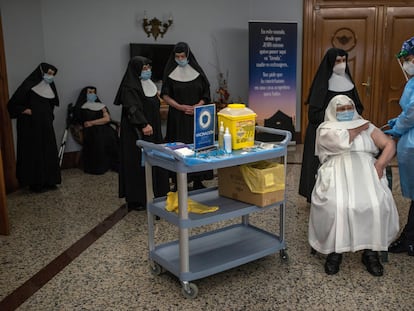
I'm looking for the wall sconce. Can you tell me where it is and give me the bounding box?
[142,12,173,40]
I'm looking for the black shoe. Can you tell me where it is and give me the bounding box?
[127,202,145,211]
[362,250,383,277]
[30,185,45,193]
[45,184,58,190]
[324,253,342,275]
[389,235,408,253]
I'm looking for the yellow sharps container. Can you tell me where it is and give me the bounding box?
[217,104,256,150]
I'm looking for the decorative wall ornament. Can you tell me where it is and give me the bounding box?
[331,28,357,52]
[142,12,173,40]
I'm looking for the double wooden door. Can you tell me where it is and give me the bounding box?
[301,0,414,141]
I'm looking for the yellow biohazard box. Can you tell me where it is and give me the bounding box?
[218,161,285,207]
[217,103,256,150]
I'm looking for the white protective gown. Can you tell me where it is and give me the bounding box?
[309,96,399,254]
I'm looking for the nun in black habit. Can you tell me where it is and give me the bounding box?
[161,42,213,189]
[74,86,119,175]
[114,56,169,211]
[7,62,61,192]
[299,48,364,202]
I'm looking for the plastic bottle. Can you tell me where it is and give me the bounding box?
[224,127,232,154]
[218,121,225,150]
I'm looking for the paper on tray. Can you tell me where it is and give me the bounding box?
[174,147,195,157]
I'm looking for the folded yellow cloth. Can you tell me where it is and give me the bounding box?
[165,191,219,214]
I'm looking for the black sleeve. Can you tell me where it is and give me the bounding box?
[308,105,325,126]
[121,88,148,128]
[7,86,29,119]
[160,77,173,99]
[201,79,211,104]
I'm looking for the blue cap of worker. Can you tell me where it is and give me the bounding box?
[397,36,414,58]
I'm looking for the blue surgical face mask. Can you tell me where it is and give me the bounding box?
[87,93,97,102]
[336,110,354,122]
[140,69,152,80]
[175,58,188,67]
[403,60,414,76]
[43,74,54,84]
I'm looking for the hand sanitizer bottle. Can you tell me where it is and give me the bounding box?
[218,121,225,150]
[224,127,232,154]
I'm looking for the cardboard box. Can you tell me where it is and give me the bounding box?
[218,165,284,207]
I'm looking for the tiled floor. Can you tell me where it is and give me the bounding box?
[1,145,413,311]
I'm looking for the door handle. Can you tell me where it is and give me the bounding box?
[362,77,371,97]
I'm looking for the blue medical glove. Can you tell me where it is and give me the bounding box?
[384,128,402,138]
[388,118,398,129]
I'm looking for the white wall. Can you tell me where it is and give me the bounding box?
[1,0,44,91]
[0,0,45,147]
[1,0,303,148]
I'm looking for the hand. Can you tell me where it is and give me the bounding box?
[356,122,370,132]
[184,106,194,115]
[384,128,402,138]
[179,104,194,115]
[142,124,153,136]
[388,118,397,129]
[374,162,385,179]
[22,108,32,115]
[84,121,93,128]
[348,122,369,142]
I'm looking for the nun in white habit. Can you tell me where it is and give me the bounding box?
[309,94,399,277]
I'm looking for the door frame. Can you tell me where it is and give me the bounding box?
[0,14,16,235]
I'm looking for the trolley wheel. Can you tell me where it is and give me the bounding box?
[149,262,163,276]
[181,282,199,299]
[280,249,289,262]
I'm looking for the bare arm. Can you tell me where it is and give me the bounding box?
[162,95,204,115]
[162,94,181,110]
[83,108,111,128]
[371,127,396,178]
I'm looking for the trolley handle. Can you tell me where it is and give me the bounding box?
[137,126,292,163]
[137,140,183,161]
[255,126,292,147]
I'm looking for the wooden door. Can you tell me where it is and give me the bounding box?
[379,7,414,127]
[313,6,377,121]
[302,1,414,141]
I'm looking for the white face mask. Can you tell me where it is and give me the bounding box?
[403,60,414,76]
[333,62,346,75]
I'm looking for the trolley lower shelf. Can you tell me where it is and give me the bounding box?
[148,188,283,228]
[150,223,285,282]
